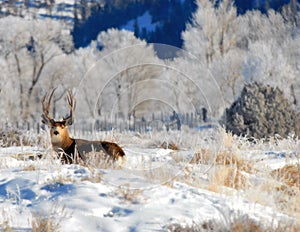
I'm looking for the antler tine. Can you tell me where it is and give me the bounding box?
[47,88,56,112]
[63,90,76,125]
[41,88,56,124]
[68,90,76,109]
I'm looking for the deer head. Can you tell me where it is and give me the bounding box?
[41,88,76,148]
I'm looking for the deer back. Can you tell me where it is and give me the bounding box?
[75,139,125,162]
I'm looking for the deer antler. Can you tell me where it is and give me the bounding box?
[41,88,56,125]
[63,90,76,126]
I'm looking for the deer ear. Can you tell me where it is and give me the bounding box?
[64,117,73,126]
[42,115,55,127]
[41,114,48,125]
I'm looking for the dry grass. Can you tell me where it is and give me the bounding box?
[0,129,46,148]
[190,148,211,164]
[170,152,188,163]
[244,171,300,225]
[190,148,253,191]
[32,213,60,232]
[22,164,36,171]
[1,204,69,232]
[165,221,203,232]
[0,130,27,147]
[191,149,253,173]
[45,173,77,185]
[44,166,102,184]
[275,188,300,222]
[113,184,144,204]
[209,166,249,191]
[145,167,171,185]
[272,164,300,189]
[267,164,300,222]
[80,167,102,183]
[165,214,300,232]
[11,152,43,161]
[31,205,68,232]
[1,210,14,232]
[161,141,180,150]
[229,216,300,232]
[82,151,121,169]
[229,216,262,232]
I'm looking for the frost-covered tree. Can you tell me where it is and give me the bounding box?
[0,16,74,122]
[241,9,300,104]
[71,41,102,120]
[180,0,300,117]
[179,0,245,115]
[239,10,292,47]
[76,29,162,122]
[210,49,246,105]
[182,0,242,64]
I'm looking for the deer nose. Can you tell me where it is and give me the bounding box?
[54,131,59,135]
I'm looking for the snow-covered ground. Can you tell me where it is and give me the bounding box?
[0,128,299,231]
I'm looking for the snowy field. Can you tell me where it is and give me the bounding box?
[0,127,299,231]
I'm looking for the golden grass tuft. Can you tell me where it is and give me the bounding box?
[191,149,253,173]
[209,166,249,190]
[165,215,300,232]
[32,213,59,232]
[229,215,262,232]
[161,141,180,150]
[272,164,300,189]
[1,210,14,232]
[31,205,67,232]
[22,164,36,171]
[80,151,124,170]
[112,184,144,204]
[45,173,77,185]
[190,148,212,164]
[267,164,300,223]
[170,153,189,163]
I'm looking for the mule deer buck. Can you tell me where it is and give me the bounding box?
[41,88,125,165]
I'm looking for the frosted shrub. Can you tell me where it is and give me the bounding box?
[224,82,300,139]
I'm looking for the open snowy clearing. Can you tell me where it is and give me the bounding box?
[0,128,299,231]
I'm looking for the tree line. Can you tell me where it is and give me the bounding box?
[0,0,299,129]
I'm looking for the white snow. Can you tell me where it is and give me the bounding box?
[121,11,160,33]
[0,129,299,231]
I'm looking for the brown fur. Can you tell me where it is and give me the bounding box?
[50,122,73,152]
[98,141,126,160]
